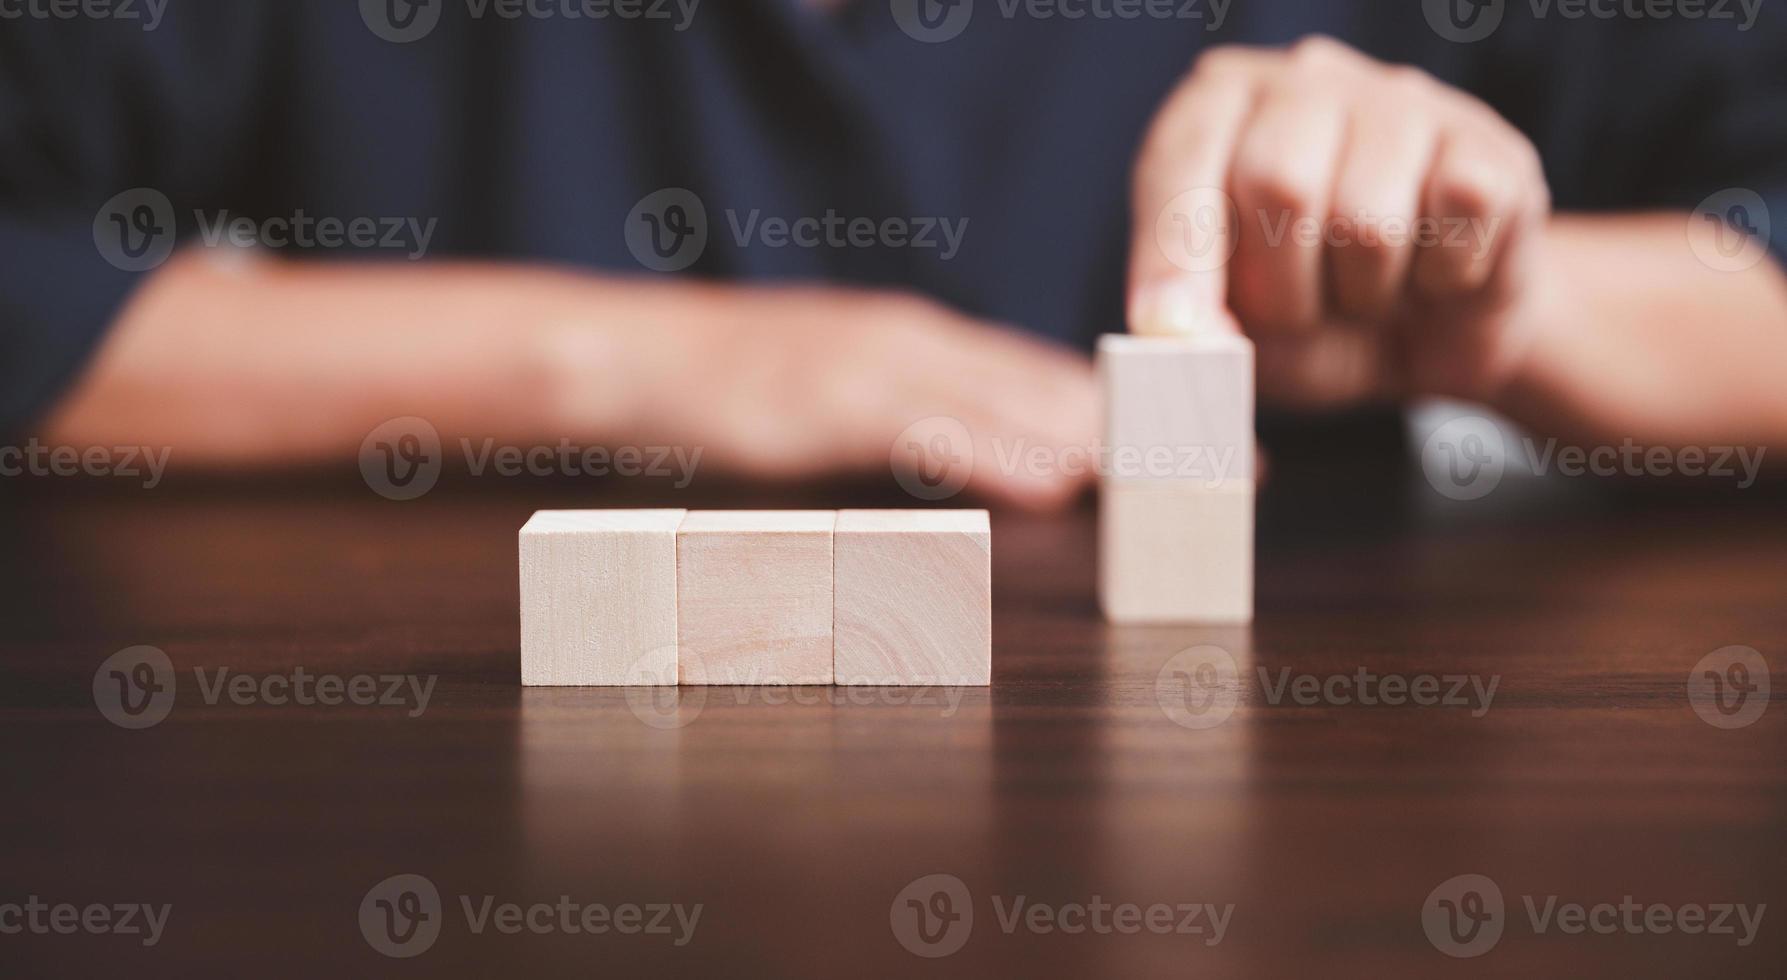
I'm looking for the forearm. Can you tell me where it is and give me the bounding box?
[40,252,673,463]
[1496,214,1787,450]
[34,249,1099,509]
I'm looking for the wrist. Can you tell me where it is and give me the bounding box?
[523,273,735,447]
[1482,220,1591,434]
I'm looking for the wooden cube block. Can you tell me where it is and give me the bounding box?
[834,510,991,686]
[1099,480,1253,623]
[1097,333,1255,623]
[676,511,836,685]
[1099,333,1253,484]
[520,509,685,686]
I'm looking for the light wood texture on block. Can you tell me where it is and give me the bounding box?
[833,509,992,687]
[1099,480,1253,623]
[519,509,685,686]
[1098,332,1256,624]
[1098,333,1254,483]
[676,511,836,685]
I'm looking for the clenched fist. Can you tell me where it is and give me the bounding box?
[1129,36,1553,408]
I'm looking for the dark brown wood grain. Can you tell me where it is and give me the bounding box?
[1,466,1782,978]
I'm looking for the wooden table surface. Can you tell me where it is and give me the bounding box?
[2,464,1783,978]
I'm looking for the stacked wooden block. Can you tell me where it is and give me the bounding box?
[520,509,990,686]
[1097,333,1255,623]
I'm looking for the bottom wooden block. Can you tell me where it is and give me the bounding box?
[1098,480,1253,624]
[833,510,991,686]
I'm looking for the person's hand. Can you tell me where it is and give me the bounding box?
[542,282,1099,511]
[1127,36,1553,408]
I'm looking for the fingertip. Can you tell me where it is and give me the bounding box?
[1128,280,1243,338]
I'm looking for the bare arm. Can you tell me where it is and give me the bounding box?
[1499,215,1787,451]
[41,250,1098,509]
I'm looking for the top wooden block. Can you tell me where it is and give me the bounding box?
[1097,333,1254,484]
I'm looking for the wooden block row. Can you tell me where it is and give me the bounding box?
[1096,333,1256,624]
[520,509,990,687]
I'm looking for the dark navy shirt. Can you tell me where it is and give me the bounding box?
[3,0,1784,431]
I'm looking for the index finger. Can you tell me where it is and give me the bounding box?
[1126,48,1262,337]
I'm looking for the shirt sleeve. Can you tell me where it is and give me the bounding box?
[0,5,279,436]
[0,211,146,437]
[1475,13,1787,271]
[0,24,143,435]
[1668,23,1787,272]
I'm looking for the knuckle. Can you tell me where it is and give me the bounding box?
[1529,170,1553,215]
[1380,64,1436,101]
[1234,157,1323,216]
[1512,138,1548,189]
[1232,271,1321,332]
[1192,45,1253,79]
[865,293,948,343]
[1289,35,1353,70]
[1431,161,1510,219]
